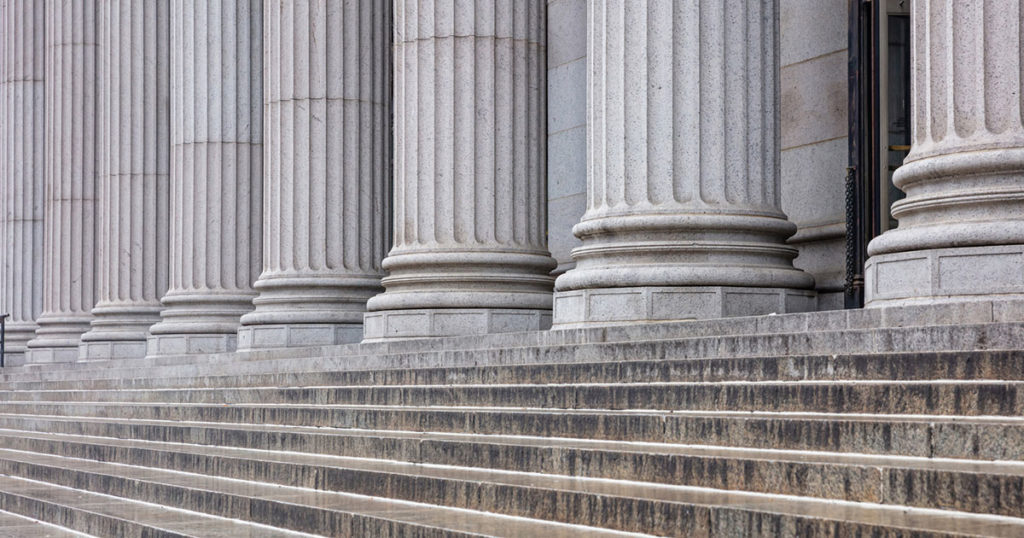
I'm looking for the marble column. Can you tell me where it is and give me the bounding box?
[25,1,101,363]
[147,0,262,356]
[237,0,391,350]
[0,0,45,365]
[79,0,170,360]
[552,0,814,327]
[363,0,556,340]
[866,0,1024,306]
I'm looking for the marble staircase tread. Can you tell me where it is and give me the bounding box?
[0,446,1017,537]
[0,427,1020,516]
[3,379,1024,415]
[2,350,1024,392]
[0,449,654,537]
[0,507,88,537]
[0,406,1021,460]
[4,322,1024,385]
[0,474,322,537]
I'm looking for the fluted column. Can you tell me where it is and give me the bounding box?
[363,0,555,340]
[25,1,101,363]
[552,0,814,327]
[237,0,391,350]
[79,0,170,360]
[866,0,1024,306]
[147,0,262,356]
[0,0,45,365]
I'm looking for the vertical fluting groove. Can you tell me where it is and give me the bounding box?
[0,0,45,357]
[81,0,170,355]
[25,0,101,360]
[150,0,261,346]
[366,0,554,317]
[555,0,811,300]
[239,0,391,335]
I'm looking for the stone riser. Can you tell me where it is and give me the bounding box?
[0,431,1020,518]
[0,453,984,538]
[3,350,1023,392]
[3,381,1022,416]
[0,409,1020,462]
[0,490,182,538]
[6,322,1024,386]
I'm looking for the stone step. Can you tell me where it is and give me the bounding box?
[4,322,1023,386]
[0,427,1021,518]
[2,350,1022,392]
[2,380,1022,416]
[0,507,86,537]
[0,408,1019,462]
[9,299,1020,375]
[0,453,643,538]
[0,445,1015,537]
[0,474,321,537]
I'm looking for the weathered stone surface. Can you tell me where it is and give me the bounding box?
[553,0,815,327]
[25,1,101,364]
[80,0,171,361]
[866,0,1024,306]
[0,0,45,365]
[147,0,263,356]
[237,0,392,350]
[364,0,557,340]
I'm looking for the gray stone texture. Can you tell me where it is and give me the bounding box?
[0,0,45,365]
[25,1,101,364]
[147,0,262,356]
[553,0,815,327]
[237,0,392,350]
[779,0,847,309]
[80,0,171,361]
[546,0,587,276]
[364,0,556,340]
[866,0,1024,306]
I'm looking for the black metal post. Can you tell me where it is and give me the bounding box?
[0,313,8,368]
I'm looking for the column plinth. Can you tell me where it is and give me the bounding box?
[25,1,101,363]
[0,0,45,365]
[237,0,391,350]
[552,0,813,328]
[363,0,556,340]
[147,0,262,356]
[79,0,171,360]
[866,1,1024,306]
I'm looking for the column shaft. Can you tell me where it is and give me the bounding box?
[238,0,391,349]
[26,1,101,363]
[148,0,262,355]
[552,0,813,327]
[0,0,45,365]
[363,0,555,340]
[866,0,1024,305]
[80,0,170,360]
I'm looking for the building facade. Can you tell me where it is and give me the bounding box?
[1,0,1022,364]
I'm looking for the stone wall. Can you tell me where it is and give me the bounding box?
[779,0,848,310]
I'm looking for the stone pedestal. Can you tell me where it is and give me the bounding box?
[552,0,814,328]
[80,0,170,360]
[0,0,45,365]
[363,0,556,340]
[25,2,101,363]
[866,1,1024,306]
[147,0,262,356]
[237,0,391,350]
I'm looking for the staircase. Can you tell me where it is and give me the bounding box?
[0,301,1021,536]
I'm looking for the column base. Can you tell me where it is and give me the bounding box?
[146,333,237,357]
[23,346,81,364]
[24,314,92,364]
[552,286,817,328]
[237,323,363,350]
[79,340,149,361]
[2,321,38,359]
[363,309,552,341]
[865,244,1024,307]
